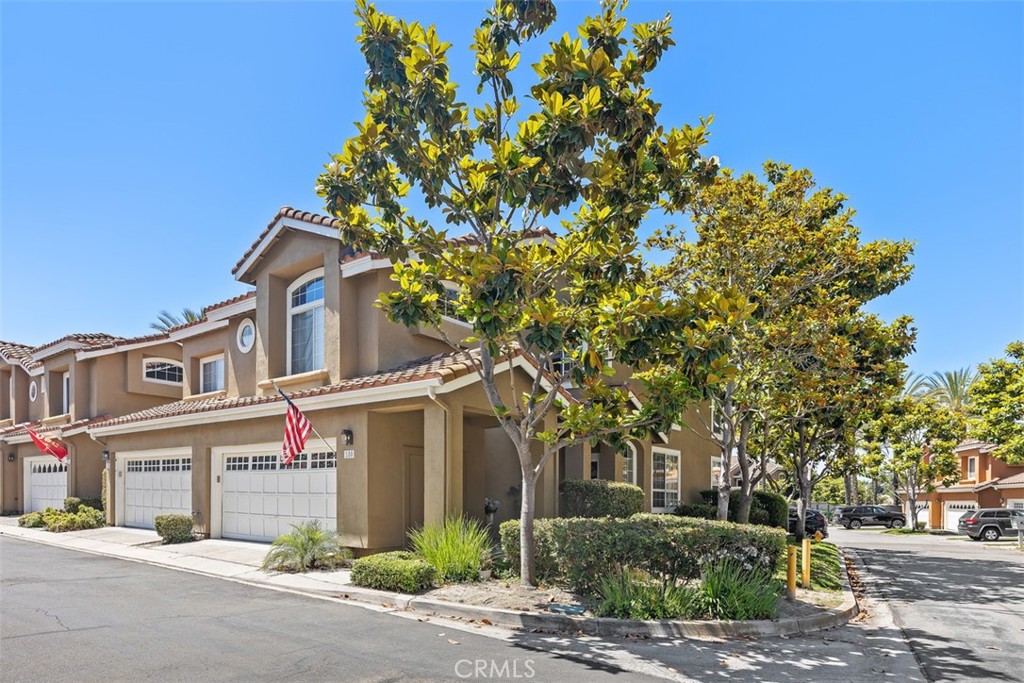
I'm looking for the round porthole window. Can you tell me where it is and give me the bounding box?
[237,318,256,354]
[29,380,37,402]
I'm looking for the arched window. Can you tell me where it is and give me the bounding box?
[143,358,184,385]
[287,268,325,375]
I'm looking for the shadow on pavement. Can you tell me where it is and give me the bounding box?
[900,627,1019,682]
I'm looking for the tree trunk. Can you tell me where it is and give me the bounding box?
[735,419,754,524]
[843,474,854,505]
[871,477,879,505]
[518,467,537,586]
[795,478,811,544]
[716,385,736,522]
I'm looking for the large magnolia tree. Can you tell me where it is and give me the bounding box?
[652,162,914,523]
[970,341,1024,464]
[317,0,745,584]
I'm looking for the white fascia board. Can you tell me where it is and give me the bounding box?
[89,377,444,437]
[206,296,256,322]
[169,319,229,341]
[75,337,177,360]
[340,256,392,278]
[235,217,340,283]
[31,341,88,362]
[116,446,193,460]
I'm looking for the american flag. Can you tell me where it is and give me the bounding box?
[278,389,311,466]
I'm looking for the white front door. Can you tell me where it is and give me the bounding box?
[215,446,337,542]
[117,449,192,529]
[24,457,68,513]
[944,501,977,531]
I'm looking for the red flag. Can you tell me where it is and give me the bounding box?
[278,390,311,466]
[27,428,68,461]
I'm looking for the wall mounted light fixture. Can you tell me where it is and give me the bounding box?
[342,429,354,446]
[102,450,110,462]
[6,454,15,463]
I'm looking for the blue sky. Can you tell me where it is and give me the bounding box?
[2,1,1021,375]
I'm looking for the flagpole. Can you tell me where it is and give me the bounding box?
[273,382,337,454]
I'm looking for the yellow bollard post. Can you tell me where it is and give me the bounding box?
[786,546,797,600]
[801,538,811,588]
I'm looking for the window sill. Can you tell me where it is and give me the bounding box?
[0,418,12,429]
[258,369,330,392]
[41,413,70,426]
[184,389,227,402]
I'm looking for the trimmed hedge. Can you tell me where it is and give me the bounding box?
[673,503,717,520]
[757,491,786,528]
[698,489,788,529]
[500,514,786,593]
[64,497,104,513]
[559,479,644,518]
[351,551,437,593]
[154,514,194,544]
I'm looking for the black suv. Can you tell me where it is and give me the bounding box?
[959,508,1024,541]
[835,505,907,529]
[788,508,828,537]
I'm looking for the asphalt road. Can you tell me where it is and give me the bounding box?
[1,535,925,683]
[829,526,1024,682]
[0,537,661,683]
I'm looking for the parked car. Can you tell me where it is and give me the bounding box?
[958,508,1024,541]
[788,508,828,537]
[835,505,907,529]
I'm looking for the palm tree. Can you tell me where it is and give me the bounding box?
[903,371,931,398]
[923,368,976,414]
[150,307,201,332]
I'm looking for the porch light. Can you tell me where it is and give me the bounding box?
[6,454,14,463]
[102,450,110,462]
[342,429,354,446]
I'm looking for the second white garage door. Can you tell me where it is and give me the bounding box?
[124,456,193,529]
[221,450,337,542]
[944,501,977,532]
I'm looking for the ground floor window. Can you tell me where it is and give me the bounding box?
[652,448,680,512]
[710,456,722,488]
[621,443,637,485]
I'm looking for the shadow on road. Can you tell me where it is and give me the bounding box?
[900,627,1019,682]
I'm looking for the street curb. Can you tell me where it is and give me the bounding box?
[2,524,859,640]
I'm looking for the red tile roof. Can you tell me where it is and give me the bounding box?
[996,471,1024,488]
[0,416,110,440]
[80,332,171,352]
[89,349,482,430]
[202,290,256,315]
[32,333,126,355]
[232,206,343,277]
[0,340,35,368]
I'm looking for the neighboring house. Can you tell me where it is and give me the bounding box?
[72,207,719,552]
[925,439,1024,531]
[0,333,183,514]
[727,461,785,491]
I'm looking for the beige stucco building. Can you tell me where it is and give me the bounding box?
[1,207,719,552]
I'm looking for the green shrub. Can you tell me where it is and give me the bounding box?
[559,479,644,518]
[41,506,105,533]
[408,516,492,583]
[18,511,45,528]
[690,560,780,620]
[262,520,351,573]
[595,570,695,620]
[698,489,788,528]
[351,551,437,593]
[500,514,786,593]
[673,503,717,520]
[154,514,194,544]
[752,490,788,528]
[64,497,105,514]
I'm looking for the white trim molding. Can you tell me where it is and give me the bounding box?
[142,357,185,386]
[235,217,339,283]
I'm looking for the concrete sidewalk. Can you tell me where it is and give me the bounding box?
[0,517,354,595]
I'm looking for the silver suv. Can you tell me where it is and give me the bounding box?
[958,508,1024,541]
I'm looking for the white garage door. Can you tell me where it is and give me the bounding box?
[27,460,68,512]
[221,451,336,542]
[124,456,192,529]
[944,501,977,531]
[1007,499,1024,510]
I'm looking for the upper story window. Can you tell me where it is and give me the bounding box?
[237,318,256,354]
[61,371,70,415]
[967,456,977,480]
[200,354,225,393]
[288,269,325,375]
[144,358,184,385]
[29,380,38,402]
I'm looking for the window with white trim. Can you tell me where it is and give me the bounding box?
[967,457,977,480]
[621,443,637,485]
[143,358,184,385]
[652,449,680,512]
[62,371,71,415]
[29,380,37,402]
[288,269,325,375]
[200,355,225,393]
[237,318,255,353]
[710,456,723,488]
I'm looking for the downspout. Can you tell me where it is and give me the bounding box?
[87,429,114,526]
[426,386,449,517]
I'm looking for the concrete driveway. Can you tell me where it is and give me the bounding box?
[829,526,1024,682]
